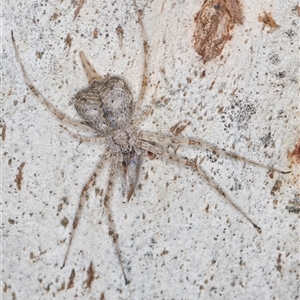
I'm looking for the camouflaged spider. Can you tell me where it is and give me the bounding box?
[11,0,289,285]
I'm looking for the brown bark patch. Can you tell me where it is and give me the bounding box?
[258,12,280,32]
[84,261,95,289]
[1,124,6,141]
[100,292,106,300]
[270,180,282,196]
[15,162,25,191]
[289,140,300,164]
[170,120,191,136]
[67,269,75,289]
[93,28,99,39]
[64,33,72,49]
[73,0,85,20]
[194,0,243,62]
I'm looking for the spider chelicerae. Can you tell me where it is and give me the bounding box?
[11,0,289,285]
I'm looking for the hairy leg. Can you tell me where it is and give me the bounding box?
[62,148,111,268]
[133,81,159,127]
[137,131,290,174]
[103,152,130,285]
[11,31,92,131]
[60,124,105,143]
[137,139,261,232]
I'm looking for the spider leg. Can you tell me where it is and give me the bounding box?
[137,139,261,233]
[137,131,290,174]
[104,152,130,285]
[59,124,105,143]
[11,31,92,131]
[62,147,111,268]
[133,0,149,118]
[133,81,159,127]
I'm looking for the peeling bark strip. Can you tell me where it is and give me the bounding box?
[170,120,191,136]
[64,33,72,49]
[67,269,75,289]
[84,261,95,289]
[15,162,25,191]
[73,0,85,20]
[194,0,243,62]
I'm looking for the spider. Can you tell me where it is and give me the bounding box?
[11,0,289,285]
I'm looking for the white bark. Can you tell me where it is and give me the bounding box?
[2,0,299,299]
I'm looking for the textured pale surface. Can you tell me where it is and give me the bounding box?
[2,0,299,299]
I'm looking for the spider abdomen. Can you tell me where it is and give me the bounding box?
[74,76,133,134]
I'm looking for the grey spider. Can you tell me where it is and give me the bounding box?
[11,0,289,285]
